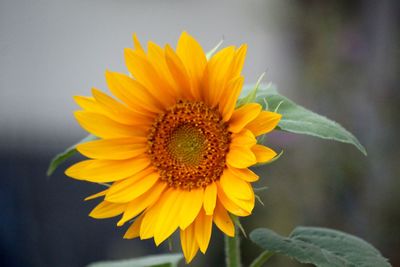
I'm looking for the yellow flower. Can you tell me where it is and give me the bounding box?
[65,32,281,263]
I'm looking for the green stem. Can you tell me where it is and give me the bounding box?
[224,225,242,267]
[249,251,274,267]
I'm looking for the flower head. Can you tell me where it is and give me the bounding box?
[66,32,281,263]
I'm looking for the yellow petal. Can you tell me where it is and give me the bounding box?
[105,169,159,203]
[220,76,244,122]
[203,46,236,107]
[216,182,250,216]
[229,195,254,215]
[76,137,147,160]
[84,189,108,201]
[217,45,247,119]
[251,145,277,163]
[146,42,183,99]
[140,200,162,239]
[74,96,102,113]
[74,111,146,139]
[105,70,163,114]
[203,183,217,215]
[194,208,213,253]
[213,200,235,237]
[132,33,145,54]
[246,111,282,136]
[124,48,176,107]
[217,181,254,214]
[91,88,152,126]
[226,145,257,168]
[75,93,148,126]
[154,188,184,245]
[180,223,199,263]
[228,103,262,133]
[165,45,191,99]
[147,42,177,93]
[89,201,126,219]
[228,166,259,182]
[117,181,166,226]
[176,32,207,99]
[220,168,254,200]
[228,44,247,79]
[123,213,144,239]
[231,129,257,147]
[65,157,151,183]
[179,188,204,230]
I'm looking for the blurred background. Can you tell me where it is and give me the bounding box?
[1,0,399,266]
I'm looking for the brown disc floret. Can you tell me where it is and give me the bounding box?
[147,100,231,190]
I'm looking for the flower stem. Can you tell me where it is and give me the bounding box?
[224,225,242,267]
[249,251,274,267]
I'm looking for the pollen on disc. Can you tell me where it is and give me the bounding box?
[147,100,231,190]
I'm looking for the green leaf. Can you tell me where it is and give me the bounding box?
[253,186,269,193]
[47,134,97,176]
[263,93,367,155]
[86,253,183,267]
[206,39,224,60]
[254,194,265,206]
[238,82,278,108]
[250,227,391,267]
[236,73,266,107]
[230,215,247,237]
[239,83,366,155]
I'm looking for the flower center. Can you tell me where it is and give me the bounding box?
[168,124,206,166]
[147,100,231,190]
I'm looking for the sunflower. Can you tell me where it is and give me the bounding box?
[66,32,281,263]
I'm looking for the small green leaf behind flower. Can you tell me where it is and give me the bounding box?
[47,134,97,176]
[237,73,267,107]
[86,253,183,267]
[250,227,391,267]
[253,186,268,193]
[230,215,247,238]
[206,39,224,60]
